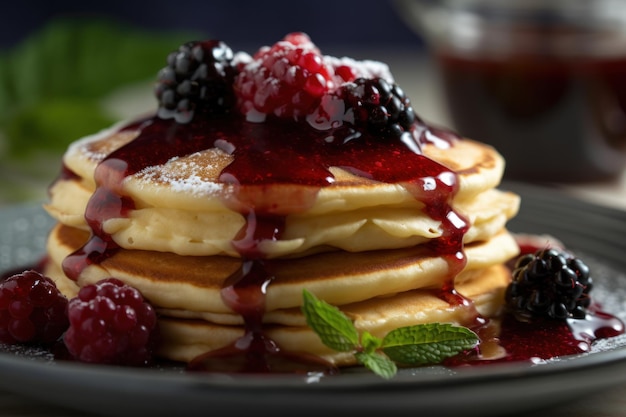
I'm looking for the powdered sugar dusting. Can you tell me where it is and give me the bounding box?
[166,173,222,195]
[324,56,394,83]
[134,152,224,196]
[233,51,252,68]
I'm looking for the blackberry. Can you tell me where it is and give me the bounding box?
[155,40,237,123]
[64,278,158,366]
[505,248,593,320]
[0,270,68,344]
[341,77,417,139]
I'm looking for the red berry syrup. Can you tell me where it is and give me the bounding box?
[444,237,626,367]
[446,307,625,367]
[59,111,477,373]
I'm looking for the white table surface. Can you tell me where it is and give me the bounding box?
[0,47,625,417]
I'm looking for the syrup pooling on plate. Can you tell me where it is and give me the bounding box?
[447,241,626,365]
[58,106,476,373]
[446,304,625,366]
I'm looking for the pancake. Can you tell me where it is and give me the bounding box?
[40,32,523,369]
[155,263,511,366]
[45,123,519,258]
[45,223,519,319]
[44,224,512,367]
[42,113,521,368]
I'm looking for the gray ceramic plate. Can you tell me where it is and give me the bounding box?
[0,181,625,417]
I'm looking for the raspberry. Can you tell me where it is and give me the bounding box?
[234,32,335,121]
[0,270,68,344]
[64,278,157,366]
[505,248,593,320]
[155,40,237,123]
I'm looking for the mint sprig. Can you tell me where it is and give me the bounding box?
[301,289,359,352]
[355,351,398,380]
[382,323,479,366]
[301,289,479,379]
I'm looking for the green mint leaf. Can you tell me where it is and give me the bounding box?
[355,351,397,380]
[360,331,382,354]
[301,289,359,352]
[381,323,479,365]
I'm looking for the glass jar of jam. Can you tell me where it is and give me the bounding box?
[396,0,626,182]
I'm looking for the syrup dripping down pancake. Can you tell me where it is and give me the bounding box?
[42,114,520,369]
[44,223,518,319]
[45,122,519,258]
[36,31,529,371]
[153,263,511,366]
[44,223,514,366]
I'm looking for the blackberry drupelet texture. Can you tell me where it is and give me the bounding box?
[340,77,417,139]
[505,248,593,320]
[155,40,238,123]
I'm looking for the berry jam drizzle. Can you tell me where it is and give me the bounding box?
[444,241,626,366]
[57,164,80,182]
[62,159,135,281]
[446,306,625,367]
[60,113,473,373]
[188,258,337,374]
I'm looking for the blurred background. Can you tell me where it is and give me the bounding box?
[0,0,423,51]
[1,0,626,208]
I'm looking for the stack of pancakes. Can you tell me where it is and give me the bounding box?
[44,122,520,366]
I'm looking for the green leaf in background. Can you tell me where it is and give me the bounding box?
[0,16,203,158]
[381,323,479,366]
[4,98,114,155]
